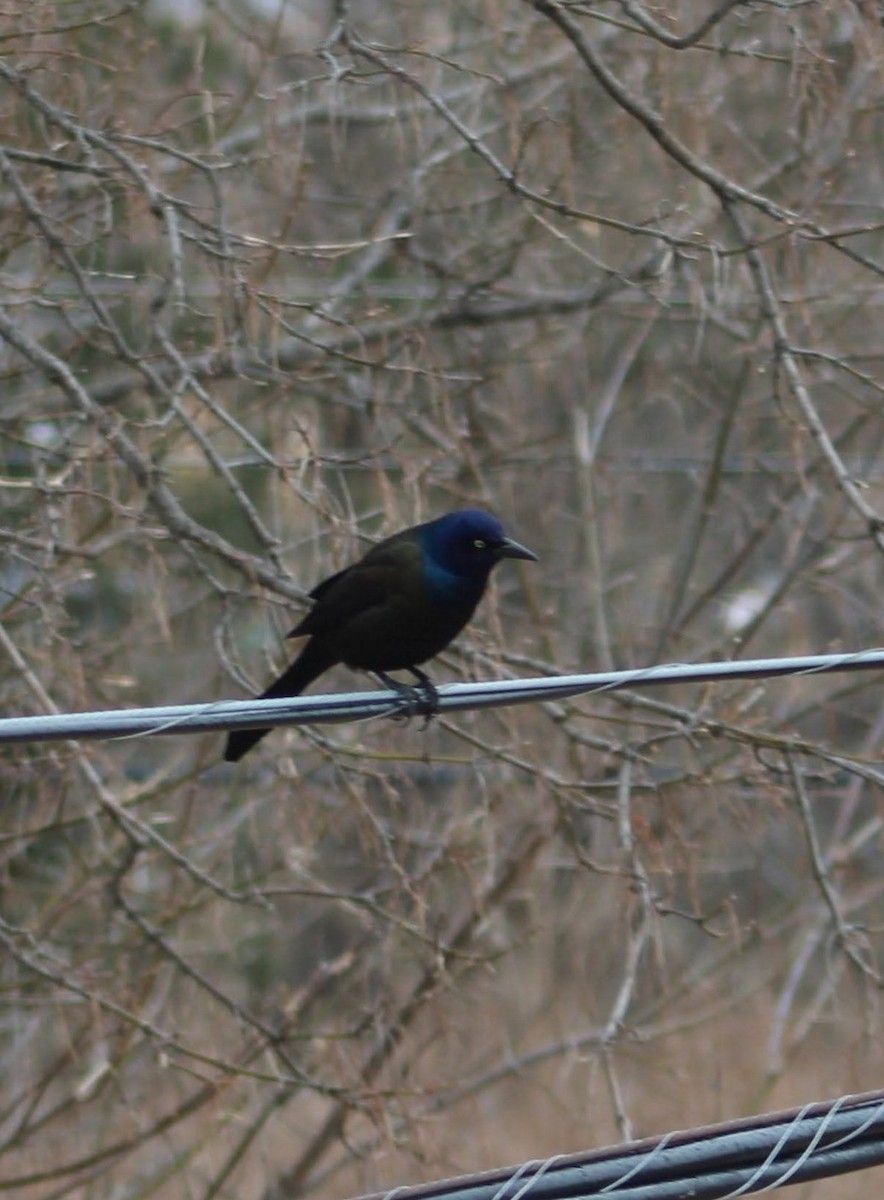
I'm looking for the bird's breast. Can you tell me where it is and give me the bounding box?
[420,557,485,606]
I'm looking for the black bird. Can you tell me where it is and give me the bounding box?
[224,509,537,762]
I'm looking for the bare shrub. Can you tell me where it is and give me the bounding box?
[3,3,884,1197]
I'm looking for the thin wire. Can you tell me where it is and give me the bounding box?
[818,1093,884,1150]
[500,1157,566,1200]
[599,1131,674,1192]
[718,1101,819,1197]
[3,647,884,746]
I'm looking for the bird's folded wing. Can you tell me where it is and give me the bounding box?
[288,539,424,639]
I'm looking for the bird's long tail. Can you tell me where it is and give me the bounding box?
[223,641,334,763]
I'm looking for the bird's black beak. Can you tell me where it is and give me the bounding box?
[498,536,538,562]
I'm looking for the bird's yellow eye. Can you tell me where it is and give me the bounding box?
[473,538,486,550]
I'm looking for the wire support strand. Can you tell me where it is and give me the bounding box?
[3,647,884,746]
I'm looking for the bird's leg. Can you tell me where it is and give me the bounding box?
[374,669,438,725]
[374,670,423,721]
[406,667,439,726]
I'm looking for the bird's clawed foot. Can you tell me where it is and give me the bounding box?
[409,667,439,728]
[375,669,439,727]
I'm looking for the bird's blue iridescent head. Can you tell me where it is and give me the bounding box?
[418,509,537,595]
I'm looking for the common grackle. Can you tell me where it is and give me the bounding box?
[224,509,536,762]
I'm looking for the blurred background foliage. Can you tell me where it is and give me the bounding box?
[3,1,884,1197]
